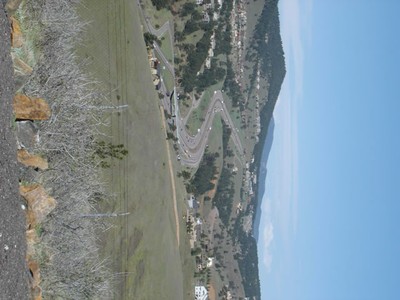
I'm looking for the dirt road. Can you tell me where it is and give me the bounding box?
[160,106,180,247]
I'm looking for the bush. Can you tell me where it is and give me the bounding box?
[190,152,218,195]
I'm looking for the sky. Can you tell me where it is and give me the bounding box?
[258,0,400,299]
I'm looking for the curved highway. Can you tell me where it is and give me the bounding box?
[137,5,244,167]
[175,90,244,167]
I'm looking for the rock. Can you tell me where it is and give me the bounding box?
[31,286,42,300]
[5,0,23,13]
[13,93,51,120]
[26,232,43,300]
[27,259,41,288]
[11,42,33,90]
[15,120,39,150]
[12,55,33,75]
[17,149,48,170]
[20,184,56,226]
[26,229,38,258]
[27,257,43,300]
[10,17,23,48]
[14,74,30,91]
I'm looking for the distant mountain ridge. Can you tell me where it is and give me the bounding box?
[237,0,286,298]
[253,117,275,242]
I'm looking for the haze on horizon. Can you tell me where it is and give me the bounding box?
[258,0,400,299]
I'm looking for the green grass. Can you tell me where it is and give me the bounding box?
[162,68,175,92]
[177,95,192,119]
[154,52,174,92]
[206,115,223,155]
[185,109,202,136]
[157,57,175,92]
[186,80,224,136]
[159,31,174,64]
[141,0,172,28]
[184,29,203,45]
[76,0,192,298]
[228,106,246,148]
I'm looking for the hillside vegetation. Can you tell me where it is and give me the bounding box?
[239,0,286,297]
[15,0,114,298]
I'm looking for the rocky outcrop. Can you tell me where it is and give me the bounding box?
[12,55,33,75]
[17,149,48,170]
[5,0,23,13]
[20,184,56,227]
[26,229,43,300]
[10,16,23,48]
[13,93,51,120]
[12,55,33,90]
[16,120,39,150]
[27,257,42,300]
[26,229,38,258]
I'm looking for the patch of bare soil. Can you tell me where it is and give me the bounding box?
[208,283,217,300]
[0,2,29,299]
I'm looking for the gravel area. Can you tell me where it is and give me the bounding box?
[0,2,29,299]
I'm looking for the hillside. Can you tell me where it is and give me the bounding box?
[254,117,275,243]
[0,0,286,298]
[238,0,286,296]
[147,0,286,297]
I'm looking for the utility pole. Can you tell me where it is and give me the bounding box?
[80,212,130,218]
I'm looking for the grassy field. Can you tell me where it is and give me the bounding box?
[184,29,203,45]
[185,81,224,135]
[77,1,193,299]
[159,31,174,64]
[156,55,175,92]
[141,0,172,29]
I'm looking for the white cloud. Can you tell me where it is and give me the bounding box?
[262,221,274,272]
[273,0,312,240]
[280,0,313,101]
[259,0,312,285]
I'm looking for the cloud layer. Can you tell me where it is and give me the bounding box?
[262,204,274,271]
[261,0,312,275]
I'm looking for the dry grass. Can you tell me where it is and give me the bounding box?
[20,0,114,298]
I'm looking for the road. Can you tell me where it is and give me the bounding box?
[0,3,29,297]
[175,90,244,167]
[137,5,244,167]
[154,42,174,75]
[160,106,180,246]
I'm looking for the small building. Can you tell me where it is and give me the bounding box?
[188,194,199,209]
[195,286,208,300]
[206,257,214,268]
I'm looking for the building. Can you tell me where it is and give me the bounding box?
[206,257,214,268]
[195,286,208,300]
[187,194,195,209]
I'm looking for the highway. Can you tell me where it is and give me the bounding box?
[137,5,244,167]
[175,90,244,167]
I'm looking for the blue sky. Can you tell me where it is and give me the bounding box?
[258,0,400,299]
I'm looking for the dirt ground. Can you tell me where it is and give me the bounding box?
[0,2,29,299]
[209,283,217,300]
